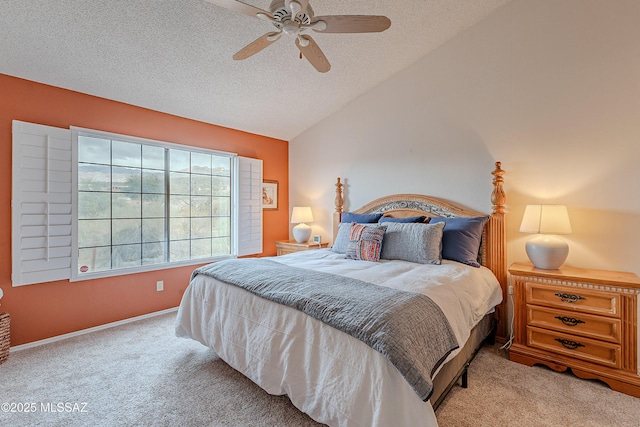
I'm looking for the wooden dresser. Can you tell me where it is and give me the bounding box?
[509,262,640,397]
[275,240,329,256]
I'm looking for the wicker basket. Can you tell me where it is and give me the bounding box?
[0,312,9,365]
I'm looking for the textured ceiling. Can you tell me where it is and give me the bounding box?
[0,0,511,141]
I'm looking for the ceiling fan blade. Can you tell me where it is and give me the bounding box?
[205,0,273,20]
[311,15,391,33]
[233,32,282,60]
[295,35,331,73]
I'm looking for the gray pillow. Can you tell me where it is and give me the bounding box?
[331,222,351,254]
[380,222,445,264]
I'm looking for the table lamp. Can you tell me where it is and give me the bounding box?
[291,206,314,243]
[519,204,572,269]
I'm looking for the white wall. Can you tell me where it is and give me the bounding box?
[290,0,640,275]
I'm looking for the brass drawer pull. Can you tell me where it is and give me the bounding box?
[554,292,585,303]
[555,338,585,350]
[555,316,585,327]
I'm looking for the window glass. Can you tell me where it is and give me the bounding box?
[78,247,111,273]
[112,140,141,168]
[169,149,189,172]
[78,192,111,219]
[170,172,190,195]
[76,133,235,278]
[78,219,111,247]
[78,136,110,164]
[191,152,211,173]
[142,170,165,194]
[143,194,165,218]
[112,193,141,219]
[78,164,110,191]
[142,145,164,170]
[212,156,231,176]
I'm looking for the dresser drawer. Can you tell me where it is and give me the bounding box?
[527,326,621,369]
[527,305,621,343]
[525,282,620,317]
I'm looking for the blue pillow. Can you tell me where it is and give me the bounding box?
[378,215,427,223]
[341,212,382,223]
[429,216,488,268]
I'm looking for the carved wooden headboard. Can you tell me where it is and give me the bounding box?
[332,162,507,341]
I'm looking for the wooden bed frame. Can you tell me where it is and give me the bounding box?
[331,161,508,408]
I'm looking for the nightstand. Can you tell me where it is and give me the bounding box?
[275,240,328,256]
[508,262,640,397]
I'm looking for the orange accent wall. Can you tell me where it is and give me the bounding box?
[0,74,289,346]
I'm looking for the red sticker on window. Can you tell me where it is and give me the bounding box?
[80,266,89,273]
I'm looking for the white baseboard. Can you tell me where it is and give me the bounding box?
[10,307,179,352]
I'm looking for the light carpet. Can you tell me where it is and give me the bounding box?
[0,312,638,426]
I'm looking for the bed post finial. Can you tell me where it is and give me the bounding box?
[491,162,506,214]
[335,178,344,214]
[333,178,344,242]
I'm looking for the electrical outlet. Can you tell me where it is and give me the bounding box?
[156,280,164,292]
[508,285,514,295]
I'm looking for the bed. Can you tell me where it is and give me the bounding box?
[176,162,507,426]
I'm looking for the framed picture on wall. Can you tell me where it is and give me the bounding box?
[262,180,278,210]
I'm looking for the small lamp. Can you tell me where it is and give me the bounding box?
[520,204,572,270]
[291,206,314,243]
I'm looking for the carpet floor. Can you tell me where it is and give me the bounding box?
[0,312,638,426]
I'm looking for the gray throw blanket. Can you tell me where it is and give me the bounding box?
[192,258,459,401]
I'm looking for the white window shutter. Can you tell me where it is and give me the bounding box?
[236,156,263,256]
[12,120,72,286]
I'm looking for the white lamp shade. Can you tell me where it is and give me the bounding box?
[291,207,313,224]
[519,205,572,234]
[520,204,571,269]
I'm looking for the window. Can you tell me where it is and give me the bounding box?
[12,121,262,286]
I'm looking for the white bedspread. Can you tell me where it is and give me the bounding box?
[175,249,502,427]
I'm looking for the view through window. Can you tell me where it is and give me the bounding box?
[76,134,232,276]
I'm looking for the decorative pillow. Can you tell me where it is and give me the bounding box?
[345,223,387,262]
[429,216,488,267]
[378,215,428,223]
[341,212,383,224]
[330,222,352,254]
[380,222,445,264]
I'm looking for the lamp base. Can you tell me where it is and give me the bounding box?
[292,223,311,243]
[525,235,569,270]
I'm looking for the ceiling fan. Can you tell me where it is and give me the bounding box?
[207,0,391,73]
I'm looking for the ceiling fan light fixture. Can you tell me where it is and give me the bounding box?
[288,0,302,16]
[272,0,312,25]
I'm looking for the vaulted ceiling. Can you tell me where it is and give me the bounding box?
[1,0,511,140]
